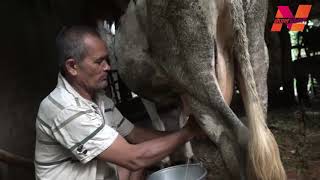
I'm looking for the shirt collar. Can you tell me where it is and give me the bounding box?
[57,73,105,107]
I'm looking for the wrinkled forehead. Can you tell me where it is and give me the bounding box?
[83,34,108,57]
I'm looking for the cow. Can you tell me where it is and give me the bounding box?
[108,0,286,179]
[98,22,196,166]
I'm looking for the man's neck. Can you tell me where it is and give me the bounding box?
[65,76,95,102]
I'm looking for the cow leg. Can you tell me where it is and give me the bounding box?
[141,98,166,131]
[141,98,171,166]
[187,96,246,180]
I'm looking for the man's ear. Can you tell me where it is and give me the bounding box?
[65,59,78,76]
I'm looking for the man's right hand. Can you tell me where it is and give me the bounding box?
[183,115,206,140]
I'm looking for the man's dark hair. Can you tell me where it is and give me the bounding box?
[56,26,102,73]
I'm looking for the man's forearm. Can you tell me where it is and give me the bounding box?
[98,119,200,171]
[132,128,193,168]
[126,126,170,144]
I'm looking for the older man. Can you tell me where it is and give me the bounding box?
[34,26,201,180]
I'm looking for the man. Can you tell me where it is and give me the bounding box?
[34,26,202,180]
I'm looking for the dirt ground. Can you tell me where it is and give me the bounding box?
[191,105,320,180]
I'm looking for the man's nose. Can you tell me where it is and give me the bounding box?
[103,62,111,71]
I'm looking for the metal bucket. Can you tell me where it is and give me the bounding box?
[147,163,207,180]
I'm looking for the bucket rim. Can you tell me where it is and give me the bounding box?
[147,163,207,180]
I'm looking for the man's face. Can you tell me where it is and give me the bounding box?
[76,35,111,92]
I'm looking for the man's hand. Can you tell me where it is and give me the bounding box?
[98,115,206,171]
[183,115,207,140]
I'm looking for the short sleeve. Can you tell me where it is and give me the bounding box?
[112,107,134,137]
[52,106,119,164]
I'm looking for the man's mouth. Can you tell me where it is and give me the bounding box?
[101,74,108,81]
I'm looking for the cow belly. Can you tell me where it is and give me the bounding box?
[215,3,235,105]
[215,47,234,105]
[117,58,180,105]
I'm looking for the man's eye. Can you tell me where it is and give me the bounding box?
[96,59,104,64]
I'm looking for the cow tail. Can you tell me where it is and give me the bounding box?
[229,0,286,179]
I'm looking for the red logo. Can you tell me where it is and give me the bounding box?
[271,5,312,32]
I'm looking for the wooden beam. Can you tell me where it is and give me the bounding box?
[0,149,33,168]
